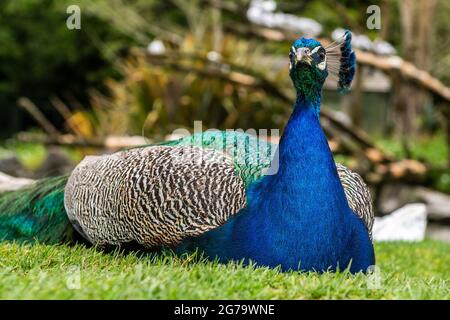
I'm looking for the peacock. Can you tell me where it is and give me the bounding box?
[0,31,375,273]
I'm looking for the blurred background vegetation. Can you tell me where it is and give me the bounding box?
[0,0,449,224]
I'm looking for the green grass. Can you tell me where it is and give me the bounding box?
[0,240,448,299]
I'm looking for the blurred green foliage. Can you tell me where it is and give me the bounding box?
[88,36,290,138]
[0,0,133,137]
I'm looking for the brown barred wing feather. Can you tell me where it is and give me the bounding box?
[336,163,374,240]
[64,146,246,248]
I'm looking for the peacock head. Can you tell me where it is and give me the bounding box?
[289,31,356,102]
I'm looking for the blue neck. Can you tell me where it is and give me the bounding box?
[254,94,350,224]
[294,91,321,118]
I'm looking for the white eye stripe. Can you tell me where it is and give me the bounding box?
[291,46,323,55]
[311,46,321,54]
[317,58,327,70]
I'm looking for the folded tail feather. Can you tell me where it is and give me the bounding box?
[0,175,73,244]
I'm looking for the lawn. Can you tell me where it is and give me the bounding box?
[0,240,448,299]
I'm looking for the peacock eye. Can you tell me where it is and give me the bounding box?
[312,47,326,63]
[317,47,326,60]
[318,50,325,60]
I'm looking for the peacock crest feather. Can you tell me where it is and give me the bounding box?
[325,30,356,93]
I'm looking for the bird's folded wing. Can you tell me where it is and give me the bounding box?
[64,145,247,248]
[336,163,374,240]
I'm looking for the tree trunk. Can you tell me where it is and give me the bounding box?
[394,0,437,141]
[350,65,363,128]
[415,0,437,129]
[379,0,391,40]
[394,0,417,154]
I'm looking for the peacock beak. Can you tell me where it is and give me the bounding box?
[295,48,313,66]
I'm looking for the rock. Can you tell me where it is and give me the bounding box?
[378,183,450,222]
[373,203,427,241]
[426,223,450,243]
[0,155,33,178]
[372,39,397,56]
[0,171,34,193]
[34,147,74,178]
[247,0,322,37]
[415,187,450,222]
[147,40,165,55]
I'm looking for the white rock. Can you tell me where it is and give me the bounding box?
[352,34,373,51]
[147,40,165,55]
[373,203,427,242]
[250,0,277,12]
[247,0,322,37]
[0,172,34,192]
[207,51,222,62]
[373,39,397,56]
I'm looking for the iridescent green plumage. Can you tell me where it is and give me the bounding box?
[0,176,71,243]
[170,131,274,187]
